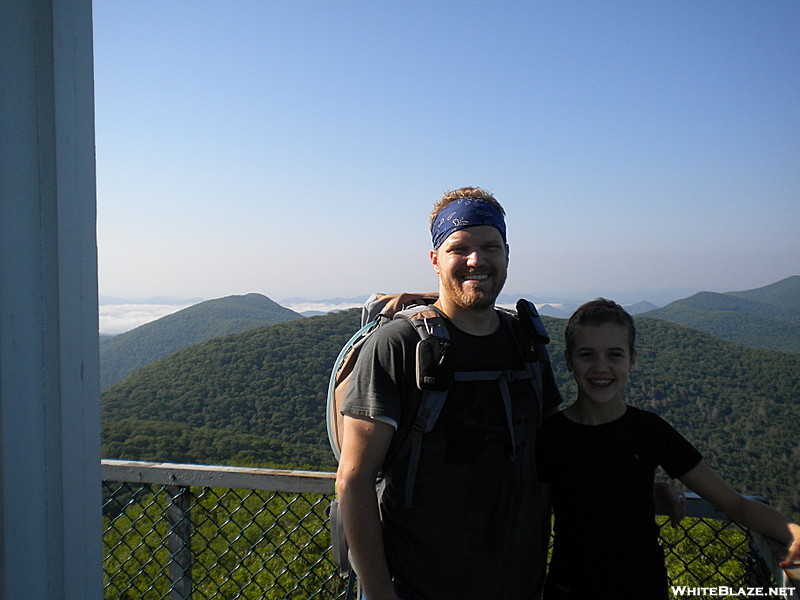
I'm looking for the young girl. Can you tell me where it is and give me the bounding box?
[537,298,800,599]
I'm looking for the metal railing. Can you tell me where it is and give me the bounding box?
[102,460,341,599]
[659,493,799,596]
[102,460,799,600]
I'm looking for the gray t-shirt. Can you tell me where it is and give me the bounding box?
[342,313,560,600]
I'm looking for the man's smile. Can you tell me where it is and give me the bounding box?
[462,274,489,281]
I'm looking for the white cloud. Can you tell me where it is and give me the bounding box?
[100,303,193,335]
[282,301,363,314]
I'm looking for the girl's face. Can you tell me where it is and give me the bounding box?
[566,322,636,408]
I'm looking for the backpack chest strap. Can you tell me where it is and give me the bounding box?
[453,368,536,463]
[403,365,539,508]
[453,367,536,384]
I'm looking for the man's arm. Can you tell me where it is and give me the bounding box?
[336,414,400,600]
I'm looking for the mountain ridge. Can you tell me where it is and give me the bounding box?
[100,293,302,390]
[642,276,800,353]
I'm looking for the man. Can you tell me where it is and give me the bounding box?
[335,187,562,600]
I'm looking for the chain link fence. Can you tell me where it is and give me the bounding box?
[659,511,769,590]
[103,461,345,599]
[103,461,792,600]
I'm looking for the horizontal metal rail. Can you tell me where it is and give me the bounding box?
[677,492,799,593]
[101,460,799,598]
[102,459,336,494]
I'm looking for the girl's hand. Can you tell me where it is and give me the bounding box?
[653,481,686,528]
[778,523,800,568]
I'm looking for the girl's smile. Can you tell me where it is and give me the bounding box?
[566,322,636,423]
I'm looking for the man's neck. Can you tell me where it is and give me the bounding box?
[434,297,500,336]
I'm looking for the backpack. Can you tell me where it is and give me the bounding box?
[326,292,555,594]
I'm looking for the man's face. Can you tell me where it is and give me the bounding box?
[430,225,509,311]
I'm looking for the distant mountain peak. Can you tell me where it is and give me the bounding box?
[100,293,303,390]
[726,275,800,309]
[641,276,800,354]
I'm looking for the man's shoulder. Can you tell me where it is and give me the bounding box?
[359,316,420,355]
[372,316,419,339]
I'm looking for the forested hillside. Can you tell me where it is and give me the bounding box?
[102,309,360,469]
[100,293,302,390]
[101,310,800,519]
[625,317,800,519]
[643,276,800,353]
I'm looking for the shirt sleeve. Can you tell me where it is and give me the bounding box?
[340,319,418,426]
[653,414,703,479]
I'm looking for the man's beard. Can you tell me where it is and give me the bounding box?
[439,269,507,311]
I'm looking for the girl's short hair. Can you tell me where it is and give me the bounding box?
[564,298,636,356]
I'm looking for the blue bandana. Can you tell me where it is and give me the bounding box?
[431,197,507,249]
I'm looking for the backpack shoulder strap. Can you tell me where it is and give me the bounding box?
[389,300,559,508]
[392,305,453,508]
[327,293,440,462]
[513,299,563,417]
[394,303,447,338]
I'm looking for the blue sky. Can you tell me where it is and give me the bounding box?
[93,1,800,317]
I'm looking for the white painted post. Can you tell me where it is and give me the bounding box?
[0,1,102,598]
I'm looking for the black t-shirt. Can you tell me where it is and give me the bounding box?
[342,313,561,600]
[537,406,702,599]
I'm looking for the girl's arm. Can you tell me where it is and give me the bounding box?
[679,461,800,568]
